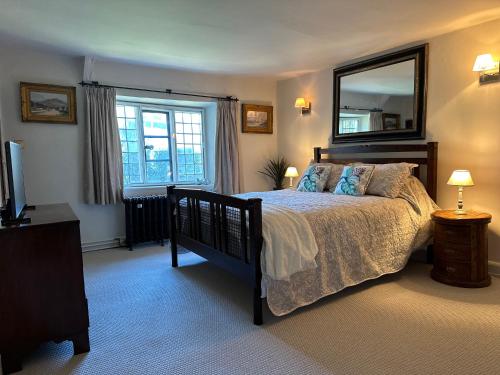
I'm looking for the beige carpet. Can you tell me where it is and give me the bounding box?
[10,245,500,375]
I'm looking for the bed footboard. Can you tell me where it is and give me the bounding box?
[166,186,264,325]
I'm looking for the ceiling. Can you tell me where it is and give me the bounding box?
[1,0,500,78]
[341,60,415,95]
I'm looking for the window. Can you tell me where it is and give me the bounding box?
[339,118,360,134]
[117,103,206,186]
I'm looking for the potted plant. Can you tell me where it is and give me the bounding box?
[259,156,290,190]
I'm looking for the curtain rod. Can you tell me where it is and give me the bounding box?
[78,81,239,102]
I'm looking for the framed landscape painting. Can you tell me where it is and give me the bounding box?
[382,113,401,130]
[242,104,273,134]
[20,82,77,124]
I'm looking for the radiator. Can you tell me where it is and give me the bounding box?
[123,195,169,250]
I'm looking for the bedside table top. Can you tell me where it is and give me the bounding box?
[431,209,491,224]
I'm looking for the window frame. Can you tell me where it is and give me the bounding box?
[117,100,208,187]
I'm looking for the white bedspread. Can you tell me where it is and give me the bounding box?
[238,177,438,316]
[260,203,319,281]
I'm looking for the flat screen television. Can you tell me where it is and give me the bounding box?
[4,141,27,221]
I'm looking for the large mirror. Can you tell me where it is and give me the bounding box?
[333,44,428,143]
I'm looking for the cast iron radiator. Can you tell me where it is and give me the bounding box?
[123,195,169,250]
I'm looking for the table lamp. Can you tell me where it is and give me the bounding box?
[447,170,474,214]
[285,167,299,188]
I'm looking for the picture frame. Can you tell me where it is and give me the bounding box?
[242,104,273,134]
[20,82,77,124]
[382,113,401,130]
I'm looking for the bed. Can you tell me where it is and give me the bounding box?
[166,142,438,325]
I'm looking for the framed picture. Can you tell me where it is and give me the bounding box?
[242,104,273,134]
[20,82,77,124]
[382,113,401,130]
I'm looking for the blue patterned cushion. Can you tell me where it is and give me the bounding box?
[333,165,375,196]
[296,165,332,192]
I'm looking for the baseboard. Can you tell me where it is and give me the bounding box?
[489,260,500,276]
[81,238,126,252]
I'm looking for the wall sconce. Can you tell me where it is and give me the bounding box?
[294,97,311,115]
[472,54,499,85]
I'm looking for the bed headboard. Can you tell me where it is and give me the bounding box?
[313,142,438,201]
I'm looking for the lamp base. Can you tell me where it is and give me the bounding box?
[454,209,467,215]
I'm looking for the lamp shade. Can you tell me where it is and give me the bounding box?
[285,166,299,178]
[472,54,497,72]
[294,98,306,108]
[447,170,474,186]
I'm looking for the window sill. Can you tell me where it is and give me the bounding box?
[123,183,214,198]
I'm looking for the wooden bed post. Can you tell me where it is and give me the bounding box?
[166,185,178,268]
[427,142,438,203]
[248,198,263,325]
[313,147,321,163]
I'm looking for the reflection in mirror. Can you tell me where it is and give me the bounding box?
[333,44,427,143]
[339,60,415,135]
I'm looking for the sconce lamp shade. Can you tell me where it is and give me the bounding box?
[294,98,306,108]
[447,170,474,186]
[285,167,299,178]
[472,54,497,72]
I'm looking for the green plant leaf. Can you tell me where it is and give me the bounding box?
[258,155,290,190]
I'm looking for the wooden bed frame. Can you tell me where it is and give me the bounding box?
[167,142,438,325]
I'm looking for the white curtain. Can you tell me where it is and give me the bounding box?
[214,100,240,194]
[369,112,383,131]
[83,87,123,204]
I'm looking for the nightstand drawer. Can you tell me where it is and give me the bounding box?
[433,242,471,261]
[434,224,471,246]
[435,260,471,280]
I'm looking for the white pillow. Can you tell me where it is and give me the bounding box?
[365,163,418,198]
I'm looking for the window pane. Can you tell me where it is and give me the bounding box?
[145,161,171,183]
[192,113,201,124]
[126,119,136,129]
[126,129,137,141]
[117,103,141,186]
[142,112,168,136]
[125,106,136,118]
[174,110,205,183]
[128,142,138,152]
[116,105,125,117]
[144,137,169,161]
[128,152,139,164]
[192,123,201,134]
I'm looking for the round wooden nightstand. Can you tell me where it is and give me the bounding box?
[431,210,492,288]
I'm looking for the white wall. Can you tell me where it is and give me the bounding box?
[277,18,500,262]
[0,41,278,247]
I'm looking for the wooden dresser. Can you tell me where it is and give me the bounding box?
[431,209,491,288]
[0,203,90,374]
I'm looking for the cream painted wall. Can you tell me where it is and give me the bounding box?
[0,41,277,246]
[277,18,500,262]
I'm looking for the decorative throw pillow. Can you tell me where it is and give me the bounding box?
[300,162,344,191]
[366,163,418,198]
[296,164,332,192]
[333,165,375,196]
